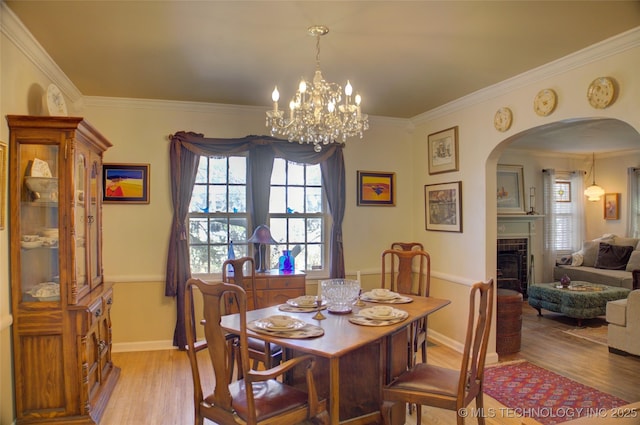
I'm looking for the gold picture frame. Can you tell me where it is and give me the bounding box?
[424,181,462,232]
[604,193,620,220]
[0,141,6,229]
[357,170,396,206]
[428,126,459,175]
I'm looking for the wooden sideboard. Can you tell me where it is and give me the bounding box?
[228,269,306,310]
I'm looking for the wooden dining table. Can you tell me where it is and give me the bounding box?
[220,294,451,425]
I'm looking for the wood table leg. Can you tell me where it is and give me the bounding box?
[329,357,340,425]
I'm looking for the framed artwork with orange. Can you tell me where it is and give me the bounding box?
[103,163,150,204]
[357,170,395,206]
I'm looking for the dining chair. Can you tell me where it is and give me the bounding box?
[381,247,431,366]
[380,279,494,425]
[390,241,424,252]
[222,257,282,376]
[185,278,329,425]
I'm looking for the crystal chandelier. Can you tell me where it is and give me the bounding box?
[266,25,369,152]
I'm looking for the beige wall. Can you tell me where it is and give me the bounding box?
[409,29,640,352]
[1,3,639,423]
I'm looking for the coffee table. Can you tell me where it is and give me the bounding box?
[528,282,630,326]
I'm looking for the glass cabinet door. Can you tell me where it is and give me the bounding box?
[19,143,60,303]
[89,159,102,288]
[75,153,88,296]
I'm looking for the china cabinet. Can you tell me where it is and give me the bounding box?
[7,115,119,424]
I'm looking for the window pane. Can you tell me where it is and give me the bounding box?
[189,184,208,213]
[190,245,210,274]
[189,217,209,244]
[230,217,249,242]
[287,187,304,213]
[210,185,227,212]
[228,156,246,183]
[269,218,286,243]
[195,157,208,183]
[306,244,322,270]
[210,245,228,273]
[209,157,227,183]
[269,187,286,213]
[307,218,323,243]
[229,185,246,213]
[289,218,306,243]
[209,218,228,243]
[307,164,321,185]
[288,162,305,184]
[306,187,322,213]
[271,158,286,185]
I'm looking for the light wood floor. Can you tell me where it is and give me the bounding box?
[101,302,640,425]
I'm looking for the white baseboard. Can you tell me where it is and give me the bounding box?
[112,340,177,353]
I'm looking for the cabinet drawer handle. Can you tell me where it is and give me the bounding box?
[106,298,113,305]
[98,340,107,352]
[94,308,102,317]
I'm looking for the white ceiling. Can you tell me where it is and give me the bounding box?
[5,1,640,152]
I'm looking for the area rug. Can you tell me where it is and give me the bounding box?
[562,325,608,347]
[483,361,628,425]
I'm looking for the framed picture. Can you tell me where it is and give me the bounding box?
[604,193,620,220]
[103,163,150,204]
[0,141,6,229]
[555,181,571,202]
[428,126,459,175]
[497,164,525,214]
[424,181,462,232]
[357,170,396,206]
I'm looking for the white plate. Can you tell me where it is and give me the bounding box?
[286,296,324,308]
[359,307,407,320]
[363,290,400,300]
[252,315,307,332]
[21,240,43,249]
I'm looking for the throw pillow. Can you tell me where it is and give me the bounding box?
[571,253,584,266]
[626,250,640,272]
[594,243,634,270]
[613,236,640,247]
[581,236,614,267]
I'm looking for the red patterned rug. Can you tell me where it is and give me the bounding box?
[483,361,629,424]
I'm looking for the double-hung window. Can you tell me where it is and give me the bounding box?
[187,155,327,275]
[188,155,249,274]
[551,175,574,254]
[268,158,325,272]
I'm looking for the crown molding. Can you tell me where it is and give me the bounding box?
[1,2,83,106]
[411,26,640,125]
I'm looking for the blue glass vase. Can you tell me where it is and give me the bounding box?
[279,250,294,273]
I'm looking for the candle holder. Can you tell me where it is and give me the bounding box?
[313,296,326,320]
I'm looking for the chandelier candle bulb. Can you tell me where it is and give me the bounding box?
[271,87,279,111]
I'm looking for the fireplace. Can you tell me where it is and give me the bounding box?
[497,238,528,296]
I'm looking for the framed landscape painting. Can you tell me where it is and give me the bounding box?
[497,164,525,214]
[357,170,396,206]
[424,181,462,232]
[103,163,150,204]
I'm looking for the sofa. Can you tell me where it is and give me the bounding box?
[553,234,640,290]
[606,289,640,356]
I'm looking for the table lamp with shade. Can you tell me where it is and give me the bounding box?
[247,225,277,272]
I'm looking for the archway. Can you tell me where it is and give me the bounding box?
[487,117,640,355]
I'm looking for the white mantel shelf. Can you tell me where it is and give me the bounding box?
[498,214,544,220]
